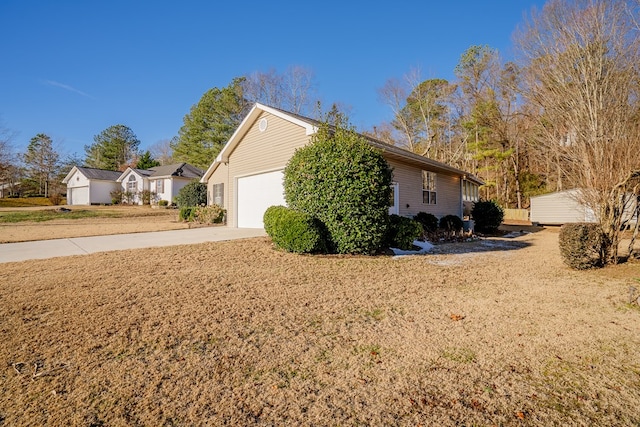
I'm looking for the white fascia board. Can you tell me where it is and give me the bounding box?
[61,166,80,184]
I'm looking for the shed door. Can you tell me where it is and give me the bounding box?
[236,171,286,228]
[69,186,89,205]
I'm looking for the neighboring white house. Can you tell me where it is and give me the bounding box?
[62,166,122,205]
[530,189,639,225]
[63,163,203,205]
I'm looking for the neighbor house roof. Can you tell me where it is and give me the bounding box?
[116,167,153,182]
[146,163,203,179]
[62,166,122,183]
[201,103,484,186]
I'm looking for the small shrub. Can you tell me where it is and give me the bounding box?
[140,190,157,205]
[439,215,464,234]
[123,191,136,205]
[472,200,504,233]
[263,205,326,253]
[193,205,226,224]
[387,215,423,250]
[179,206,196,222]
[49,193,63,206]
[413,212,438,233]
[158,200,169,207]
[559,223,609,270]
[175,181,207,207]
[110,189,123,205]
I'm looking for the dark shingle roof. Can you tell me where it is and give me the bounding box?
[76,167,122,181]
[147,163,203,179]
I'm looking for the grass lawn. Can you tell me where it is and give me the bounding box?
[1,230,639,425]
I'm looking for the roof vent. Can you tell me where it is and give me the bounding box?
[259,118,268,132]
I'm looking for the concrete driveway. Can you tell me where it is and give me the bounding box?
[0,227,266,263]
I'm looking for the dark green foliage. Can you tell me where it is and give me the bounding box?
[559,223,609,270]
[263,205,326,253]
[439,215,464,233]
[136,150,160,169]
[171,77,249,169]
[158,200,169,207]
[85,124,140,171]
[471,200,504,233]
[413,212,438,233]
[387,215,423,250]
[179,206,196,222]
[175,181,207,207]
[284,119,393,254]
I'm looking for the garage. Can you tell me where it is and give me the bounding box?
[68,186,89,205]
[236,170,286,228]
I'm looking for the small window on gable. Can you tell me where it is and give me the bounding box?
[127,175,137,192]
[422,171,437,205]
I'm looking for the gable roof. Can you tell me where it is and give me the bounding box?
[62,166,122,183]
[117,167,152,182]
[201,103,483,185]
[146,163,204,179]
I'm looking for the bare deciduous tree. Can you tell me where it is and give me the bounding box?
[516,0,640,263]
[242,66,317,115]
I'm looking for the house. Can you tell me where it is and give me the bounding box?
[62,166,122,205]
[530,189,638,225]
[200,103,483,228]
[63,163,203,205]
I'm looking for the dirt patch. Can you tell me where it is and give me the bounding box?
[1,229,639,425]
[0,206,188,243]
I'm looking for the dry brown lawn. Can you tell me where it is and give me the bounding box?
[0,206,189,243]
[1,228,639,426]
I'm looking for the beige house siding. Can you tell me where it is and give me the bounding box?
[225,111,311,227]
[387,159,462,219]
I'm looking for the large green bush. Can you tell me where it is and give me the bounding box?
[413,212,438,233]
[284,120,393,254]
[387,215,423,250]
[263,205,326,253]
[472,200,504,233]
[559,223,609,270]
[175,181,207,207]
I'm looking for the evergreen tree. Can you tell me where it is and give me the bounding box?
[171,77,249,169]
[85,124,140,171]
[136,150,160,169]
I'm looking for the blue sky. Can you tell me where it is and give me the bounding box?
[0,0,546,159]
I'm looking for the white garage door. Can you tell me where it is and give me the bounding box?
[237,171,286,228]
[69,186,89,205]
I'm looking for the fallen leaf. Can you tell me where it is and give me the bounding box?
[450,313,465,321]
[516,411,525,419]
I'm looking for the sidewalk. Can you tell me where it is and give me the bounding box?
[0,227,266,263]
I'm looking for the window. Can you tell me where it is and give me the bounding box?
[156,179,164,193]
[212,183,224,206]
[127,175,137,192]
[463,180,479,202]
[422,171,436,204]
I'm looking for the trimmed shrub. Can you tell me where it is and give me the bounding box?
[559,223,609,270]
[140,190,156,205]
[49,193,63,206]
[158,199,169,207]
[179,206,196,222]
[175,181,207,207]
[284,119,393,254]
[263,205,326,253]
[472,200,504,233]
[387,215,423,250]
[439,215,464,233]
[193,205,226,224]
[413,212,438,233]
